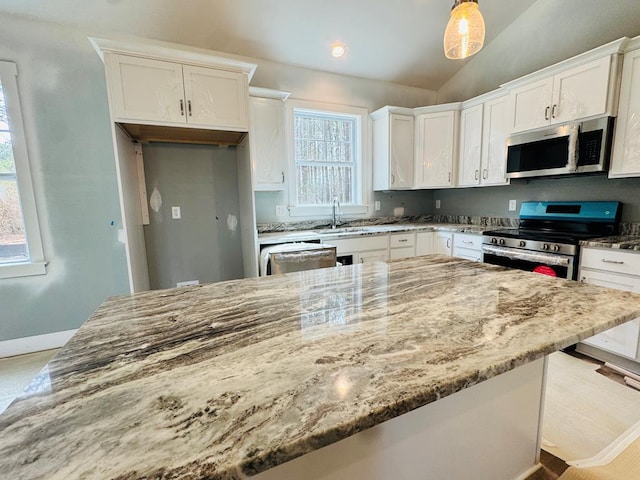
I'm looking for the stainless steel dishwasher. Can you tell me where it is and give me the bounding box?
[259,243,337,276]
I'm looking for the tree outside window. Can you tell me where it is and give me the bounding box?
[0,80,28,264]
[294,110,359,206]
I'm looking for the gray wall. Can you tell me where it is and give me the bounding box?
[433,175,640,222]
[437,0,640,103]
[142,143,244,290]
[0,16,129,342]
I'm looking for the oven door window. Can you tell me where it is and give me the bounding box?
[484,253,570,279]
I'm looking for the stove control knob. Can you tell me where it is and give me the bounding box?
[499,239,506,246]
[542,243,550,250]
[519,240,526,247]
[553,244,560,252]
[491,237,498,245]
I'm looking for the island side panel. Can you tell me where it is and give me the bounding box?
[254,357,546,480]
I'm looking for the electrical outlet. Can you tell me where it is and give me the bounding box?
[509,200,517,211]
[374,201,381,211]
[171,206,181,219]
[275,205,287,216]
[435,200,441,209]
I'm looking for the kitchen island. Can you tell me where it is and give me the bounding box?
[2,256,640,479]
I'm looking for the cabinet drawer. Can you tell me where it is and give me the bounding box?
[580,248,640,276]
[453,233,482,250]
[453,246,482,262]
[390,233,415,248]
[390,246,415,260]
[326,235,389,255]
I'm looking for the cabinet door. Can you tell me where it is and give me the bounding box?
[390,246,415,260]
[414,111,456,188]
[551,56,612,125]
[433,232,452,256]
[416,232,434,256]
[108,54,186,124]
[358,250,389,264]
[480,95,510,186]
[508,77,553,133]
[457,104,483,187]
[609,48,640,178]
[389,114,414,189]
[182,65,248,130]
[580,269,640,359]
[249,97,286,190]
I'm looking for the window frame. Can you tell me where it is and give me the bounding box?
[285,99,371,218]
[0,61,46,279]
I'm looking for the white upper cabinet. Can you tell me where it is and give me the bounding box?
[507,57,614,133]
[105,53,250,131]
[503,39,626,134]
[414,105,459,189]
[609,38,640,178]
[372,107,414,190]
[457,104,484,187]
[249,88,290,190]
[108,55,186,124]
[480,94,510,186]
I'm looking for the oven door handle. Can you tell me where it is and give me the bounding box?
[482,245,571,266]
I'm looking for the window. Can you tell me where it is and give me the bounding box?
[294,110,358,205]
[0,61,45,279]
[286,100,369,217]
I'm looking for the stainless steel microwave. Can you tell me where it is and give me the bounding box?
[505,117,614,179]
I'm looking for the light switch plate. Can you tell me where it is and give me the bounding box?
[509,200,517,211]
[275,205,287,216]
[435,200,441,209]
[171,206,181,219]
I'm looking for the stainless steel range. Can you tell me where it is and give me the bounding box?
[482,201,622,280]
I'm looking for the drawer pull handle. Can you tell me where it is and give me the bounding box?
[462,240,474,245]
[398,239,408,243]
[601,259,624,265]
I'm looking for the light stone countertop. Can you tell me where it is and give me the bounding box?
[258,223,486,245]
[2,256,640,479]
[580,235,640,251]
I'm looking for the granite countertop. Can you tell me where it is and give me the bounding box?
[3,256,640,479]
[258,223,486,245]
[580,235,640,251]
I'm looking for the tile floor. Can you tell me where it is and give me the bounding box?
[0,349,58,413]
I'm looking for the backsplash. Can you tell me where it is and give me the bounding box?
[619,223,640,236]
[257,215,519,233]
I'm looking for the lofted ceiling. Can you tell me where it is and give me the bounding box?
[0,0,537,90]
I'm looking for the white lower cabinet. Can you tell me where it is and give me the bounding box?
[433,232,453,256]
[416,232,434,256]
[452,233,483,262]
[327,235,390,265]
[579,248,640,360]
[389,233,416,260]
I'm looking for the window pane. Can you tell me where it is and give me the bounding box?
[296,165,353,205]
[294,109,358,205]
[0,80,28,264]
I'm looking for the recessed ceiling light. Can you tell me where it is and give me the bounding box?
[331,43,346,58]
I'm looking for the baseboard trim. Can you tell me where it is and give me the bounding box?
[0,329,77,358]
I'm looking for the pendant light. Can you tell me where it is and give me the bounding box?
[443,0,485,60]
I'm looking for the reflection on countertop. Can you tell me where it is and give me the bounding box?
[2,256,640,479]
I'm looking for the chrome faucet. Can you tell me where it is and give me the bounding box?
[331,197,341,229]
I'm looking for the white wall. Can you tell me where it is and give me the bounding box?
[437,0,640,103]
[0,15,130,343]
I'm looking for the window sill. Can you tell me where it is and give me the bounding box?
[0,261,47,279]
[288,205,370,218]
